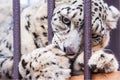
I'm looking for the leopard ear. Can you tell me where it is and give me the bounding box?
[106,6,120,29]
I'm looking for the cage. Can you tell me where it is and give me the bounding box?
[0,0,120,80]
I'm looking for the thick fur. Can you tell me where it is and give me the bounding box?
[19,44,70,80]
[0,0,119,79]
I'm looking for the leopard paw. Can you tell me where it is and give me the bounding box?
[88,50,119,73]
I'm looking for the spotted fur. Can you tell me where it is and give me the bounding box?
[0,0,119,79]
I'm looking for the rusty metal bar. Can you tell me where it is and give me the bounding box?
[47,0,55,44]
[13,0,21,79]
[84,0,92,80]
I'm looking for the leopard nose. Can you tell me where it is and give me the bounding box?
[63,46,75,55]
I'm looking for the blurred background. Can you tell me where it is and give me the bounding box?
[20,0,41,6]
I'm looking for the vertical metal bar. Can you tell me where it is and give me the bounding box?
[84,0,92,80]
[47,0,55,44]
[13,0,21,79]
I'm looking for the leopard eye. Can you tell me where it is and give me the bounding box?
[62,16,71,25]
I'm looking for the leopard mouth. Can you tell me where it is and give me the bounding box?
[63,46,76,56]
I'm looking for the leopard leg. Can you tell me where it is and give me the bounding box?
[88,50,119,73]
[0,55,13,79]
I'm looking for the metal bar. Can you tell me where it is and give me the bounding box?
[47,0,55,44]
[84,0,92,80]
[13,0,21,79]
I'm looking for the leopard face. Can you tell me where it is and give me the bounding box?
[51,0,120,56]
[52,1,84,56]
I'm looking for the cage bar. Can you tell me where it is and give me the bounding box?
[84,0,92,80]
[47,0,55,44]
[13,0,21,79]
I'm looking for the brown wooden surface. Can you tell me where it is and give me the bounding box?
[70,71,120,80]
